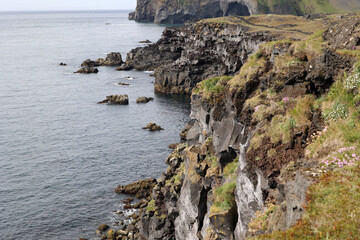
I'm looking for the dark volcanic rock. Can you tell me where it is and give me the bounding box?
[81,52,123,68]
[59,62,67,66]
[136,97,154,103]
[142,122,164,131]
[74,67,99,74]
[122,20,273,94]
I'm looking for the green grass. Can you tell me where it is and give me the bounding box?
[306,64,360,158]
[257,0,339,15]
[223,157,239,181]
[193,76,233,100]
[210,182,237,213]
[253,165,360,239]
[146,200,156,212]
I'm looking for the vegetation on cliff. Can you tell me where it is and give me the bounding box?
[191,14,360,238]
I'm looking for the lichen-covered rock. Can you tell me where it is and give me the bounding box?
[97,95,129,105]
[97,224,110,232]
[142,122,164,131]
[115,178,157,199]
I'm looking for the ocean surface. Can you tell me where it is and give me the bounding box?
[0,11,190,239]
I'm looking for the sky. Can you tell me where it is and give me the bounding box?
[0,0,137,11]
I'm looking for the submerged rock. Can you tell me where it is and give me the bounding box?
[139,39,152,43]
[142,122,164,131]
[118,82,130,86]
[136,97,154,103]
[74,67,99,74]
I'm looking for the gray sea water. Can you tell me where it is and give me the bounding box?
[0,10,190,239]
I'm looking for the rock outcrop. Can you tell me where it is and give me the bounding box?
[97,95,129,105]
[142,122,164,131]
[130,0,360,24]
[81,52,123,68]
[122,15,336,94]
[136,97,154,103]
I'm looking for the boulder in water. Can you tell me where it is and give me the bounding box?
[97,224,110,232]
[81,52,123,68]
[59,62,67,66]
[136,97,154,103]
[142,122,164,131]
[75,67,99,74]
[97,95,129,105]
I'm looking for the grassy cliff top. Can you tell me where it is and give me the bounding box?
[197,13,352,40]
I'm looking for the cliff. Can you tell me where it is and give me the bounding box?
[121,14,334,94]
[128,0,360,24]
[108,13,360,240]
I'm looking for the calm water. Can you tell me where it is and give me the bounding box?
[0,11,190,239]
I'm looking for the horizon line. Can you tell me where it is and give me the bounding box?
[0,9,134,13]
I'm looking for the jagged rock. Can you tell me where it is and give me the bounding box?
[81,52,123,68]
[97,224,110,232]
[324,15,360,50]
[305,48,353,93]
[115,178,157,199]
[100,52,124,66]
[128,11,136,20]
[74,67,99,74]
[136,97,154,103]
[123,20,273,94]
[142,122,164,131]
[97,95,129,105]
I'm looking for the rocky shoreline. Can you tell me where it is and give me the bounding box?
[81,13,360,240]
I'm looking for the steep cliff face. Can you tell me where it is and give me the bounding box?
[110,14,360,240]
[130,0,256,24]
[129,0,360,24]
